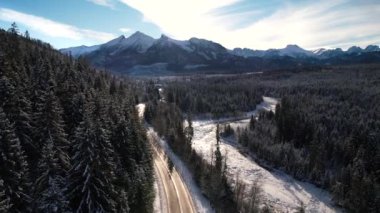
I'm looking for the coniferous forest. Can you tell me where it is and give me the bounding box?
[0,27,154,212]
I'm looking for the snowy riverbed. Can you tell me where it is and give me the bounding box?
[190,97,342,213]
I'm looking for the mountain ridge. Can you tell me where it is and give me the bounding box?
[61,31,379,58]
[60,31,380,75]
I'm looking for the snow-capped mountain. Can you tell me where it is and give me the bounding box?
[149,35,228,60]
[63,32,232,74]
[153,35,192,52]
[347,46,363,54]
[279,44,314,57]
[101,31,155,53]
[231,48,263,58]
[312,48,327,55]
[232,44,314,58]
[232,44,380,59]
[188,37,227,60]
[60,32,380,75]
[364,45,380,52]
[317,48,344,58]
[60,44,100,57]
[101,35,125,49]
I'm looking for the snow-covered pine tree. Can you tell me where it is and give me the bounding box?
[109,77,117,96]
[110,118,134,195]
[6,84,37,171]
[111,101,154,212]
[115,187,129,213]
[0,107,31,212]
[68,112,118,212]
[0,179,12,212]
[215,124,222,173]
[0,65,37,167]
[112,149,130,213]
[8,22,19,35]
[34,141,70,212]
[33,85,70,172]
[126,109,154,213]
[111,118,135,172]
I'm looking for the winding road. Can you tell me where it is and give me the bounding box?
[137,104,197,213]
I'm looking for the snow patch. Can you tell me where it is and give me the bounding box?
[60,45,100,57]
[184,64,208,70]
[102,32,155,54]
[136,103,146,118]
[128,63,169,76]
[155,35,193,52]
[153,178,165,213]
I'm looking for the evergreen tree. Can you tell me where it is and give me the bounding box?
[167,157,174,173]
[215,124,223,173]
[110,118,135,210]
[8,85,37,171]
[208,123,226,204]
[249,115,255,130]
[295,202,306,213]
[184,113,194,151]
[68,115,117,212]
[24,30,30,39]
[118,110,154,213]
[115,188,129,213]
[34,141,70,212]
[34,86,70,172]
[7,22,19,34]
[109,77,117,95]
[0,179,12,212]
[0,107,31,212]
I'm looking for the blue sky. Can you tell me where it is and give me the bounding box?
[0,0,379,50]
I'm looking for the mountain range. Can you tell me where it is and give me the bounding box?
[60,31,380,75]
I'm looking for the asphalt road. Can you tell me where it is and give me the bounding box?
[149,133,196,213]
[137,103,196,213]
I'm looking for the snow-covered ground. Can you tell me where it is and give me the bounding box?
[153,178,166,213]
[136,103,146,118]
[191,96,278,125]
[258,96,278,112]
[190,97,342,213]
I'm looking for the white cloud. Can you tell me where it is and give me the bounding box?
[0,8,115,43]
[120,0,241,40]
[119,27,131,33]
[120,0,380,49]
[87,0,115,9]
[229,0,380,49]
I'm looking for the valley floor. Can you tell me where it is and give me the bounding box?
[190,98,342,212]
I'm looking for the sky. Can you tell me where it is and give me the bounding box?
[0,0,379,50]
